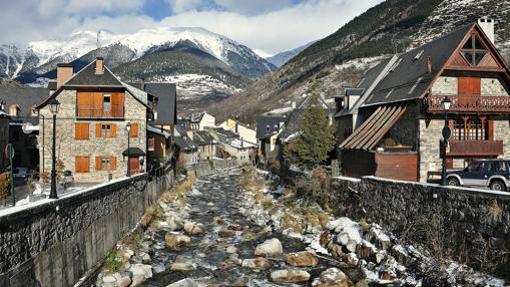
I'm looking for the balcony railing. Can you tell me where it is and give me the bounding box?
[76,104,124,118]
[428,94,510,113]
[448,140,503,156]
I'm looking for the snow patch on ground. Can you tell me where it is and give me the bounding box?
[149,74,242,99]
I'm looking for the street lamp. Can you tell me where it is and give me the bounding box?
[440,96,452,186]
[125,122,131,177]
[48,98,60,199]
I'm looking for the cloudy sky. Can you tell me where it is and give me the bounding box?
[1,0,383,56]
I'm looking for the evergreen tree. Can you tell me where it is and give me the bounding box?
[284,94,335,170]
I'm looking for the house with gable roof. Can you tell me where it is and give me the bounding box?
[336,19,510,183]
[36,57,156,183]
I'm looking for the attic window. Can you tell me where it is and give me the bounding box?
[460,35,487,66]
[414,50,424,61]
[266,125,270,132]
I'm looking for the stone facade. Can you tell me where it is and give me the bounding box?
[387,103,420,147]
[0,171,174,287]
[493,120,510,157]
[431,76,457,95]
[481,77,509,96]
[37,89,147,183]
[418,119,443,182]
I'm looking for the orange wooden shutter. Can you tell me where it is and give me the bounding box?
[95,124,101,137]
[75,123,89,140]
[111,124,117,137]
[111,157,117,170]
[95,156,101,171]
[76,156,90,173]
[93,92,103,117]
[130,123,138,138]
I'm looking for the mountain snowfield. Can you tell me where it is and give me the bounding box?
[0,26,275,107]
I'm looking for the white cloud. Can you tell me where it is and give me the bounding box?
[0,0,384,55]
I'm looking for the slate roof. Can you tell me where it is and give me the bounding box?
[362,24,473,106]
[0,86,48,124]
[278,109,304,141]
[129,82,177,125]
[256,115,286,139]
[63,61,123,87]
[193,130,216,146]
[174,135,197,152]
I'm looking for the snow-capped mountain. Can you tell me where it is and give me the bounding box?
[0,26,275,84]
[266,41,316,68]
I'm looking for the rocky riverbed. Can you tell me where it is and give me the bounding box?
[94,168,507,287]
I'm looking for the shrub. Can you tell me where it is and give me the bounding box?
[102,250,124,273]
[0,172,12,205]
[294,166,332,208]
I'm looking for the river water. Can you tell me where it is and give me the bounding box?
[140,169,337,286]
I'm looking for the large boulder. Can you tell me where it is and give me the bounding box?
[165,234,191,248]
[254,238,283,257]
[184,222,205,236]
[241,257,272,270]
[170,262,195,272]
[285,251,319,267]
[166,278,199,287]
[270,269,311,283]
[128,264,153,286]
[311,268,353,287]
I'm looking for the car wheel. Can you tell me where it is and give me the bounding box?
[490,180,506,191]
[447,177,460,186]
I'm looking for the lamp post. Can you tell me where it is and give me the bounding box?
[126,122,131,177]
[48,98,60,199]
[440,96,452,186]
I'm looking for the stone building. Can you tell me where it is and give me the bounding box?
[36,58,154,183]
[256,115,286,164]
[0,104,9,171]
[336,19,510,183]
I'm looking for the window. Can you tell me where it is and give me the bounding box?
[95,156,116,171]
[75,123,89,140]
[488,161,507,173]
[148,137,155,151]
[451,118,490,141]
[75,156,90,173]
[103,94,112,113]
[130,123,138,138]
[467,161,483,172]
[96,123,116,138]
[460,35,487,66]
[9,104,18,117]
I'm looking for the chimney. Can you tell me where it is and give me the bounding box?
[56,63,73,88]
[140,78,145,90]
[478,17,495,44]
[427,56,432,74]
[95,57,104,75]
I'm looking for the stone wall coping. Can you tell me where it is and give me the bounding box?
[362,175,510,197]
[332,175,361,182]
[0,173,147,223]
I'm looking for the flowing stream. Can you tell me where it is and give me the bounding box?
[140,169,336,286]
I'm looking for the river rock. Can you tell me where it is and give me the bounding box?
[170,262,195,272]
[166,278,199,287]
[241,257,272,270]
[165,234,191,248]
[285,251,319,267]
[219,230,236,238]
[129,264,153,286]
[311,268,353,287]
[213,217,224,224]
[184,222,205,235]
[365,224,391,250]
[270,269,311,283]
[207,202,215,207]
[226,246,238,254]
[254,238,283,257]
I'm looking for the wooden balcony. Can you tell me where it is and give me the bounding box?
[428,94,510,114]
[76,104,124,119]
[448,140,503,157]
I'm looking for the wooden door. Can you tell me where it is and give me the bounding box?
[92,92,104,117]
[77,92,92,117]
[129,157,140,174]
[458,77,481,105]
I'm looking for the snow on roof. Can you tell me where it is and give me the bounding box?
[122,81,149,106]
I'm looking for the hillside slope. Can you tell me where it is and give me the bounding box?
[211,0,510,122]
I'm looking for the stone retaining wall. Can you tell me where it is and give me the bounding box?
[287,172,510,279]
[0,170,174,287]
[190,159,239,178]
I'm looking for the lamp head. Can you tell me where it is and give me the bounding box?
[441,96,452,111]
[48,98,60,115]
[125,122,131,132]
